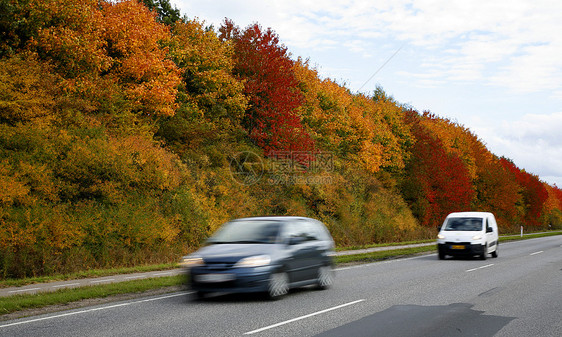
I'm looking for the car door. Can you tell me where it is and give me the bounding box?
[282,222,314,283]
[296,220,324,281]
[485,217,495,250]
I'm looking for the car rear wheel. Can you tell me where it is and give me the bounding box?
[316,265,334,290]
[267,272,289,300]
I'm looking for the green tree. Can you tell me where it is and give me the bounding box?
[141,0,182,25]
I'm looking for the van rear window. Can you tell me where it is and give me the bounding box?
[444,217,483,231]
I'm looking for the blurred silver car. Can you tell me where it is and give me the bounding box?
[181,216,336,300]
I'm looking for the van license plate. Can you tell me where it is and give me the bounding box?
[196,274,235,283]
[451,245,465,250]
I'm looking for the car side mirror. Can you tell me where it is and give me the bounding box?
[437,226,442,232]
[486,227,493,233]
[288,236,305,245]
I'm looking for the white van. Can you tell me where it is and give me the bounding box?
[437,212,499,260]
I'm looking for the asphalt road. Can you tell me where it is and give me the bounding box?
[1,236,561,336]
[0,242,435,297]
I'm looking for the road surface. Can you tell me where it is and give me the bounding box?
[0,242,435,297]
[1,236,560,336]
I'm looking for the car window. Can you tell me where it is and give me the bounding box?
[207,220,281,244]
[282,220,318,241]
[311,221,331,241]
[299,220,319,241]
[283,222,301,240]
[444,217,483,231]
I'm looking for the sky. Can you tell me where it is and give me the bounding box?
[174,0,562,187]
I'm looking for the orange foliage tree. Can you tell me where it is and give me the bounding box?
[543,184,562,229]
[293,61,412,173]
[19,0,182,117]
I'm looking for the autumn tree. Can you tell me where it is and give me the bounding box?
[0,56,60,125]
[4,0,182,118]
[417,111,478,180]
[401,110,474,227]
[471,155,521,231]
[158,18,247,165]
[543,184,562,229]
[101,0,181,117]
[293,61,412,173]
[219,19,314,156]
[499,158,548,227]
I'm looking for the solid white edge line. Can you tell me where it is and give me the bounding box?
[52,283,81,288]
[244,299,365,335]
[153,272,174,276]
[466,264,494,272]
[124,275,146,280]
[0,292,192,329]
[8,288,41,293]
[90,278,115,284]
[530,251,544,256]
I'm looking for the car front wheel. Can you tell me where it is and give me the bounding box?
[267,272,289,300]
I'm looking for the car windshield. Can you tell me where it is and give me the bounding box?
[207,220,281,244]
[444,217,483,231]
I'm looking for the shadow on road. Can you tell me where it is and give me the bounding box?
[314,303,515,337]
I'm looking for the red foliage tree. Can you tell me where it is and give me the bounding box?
[401,110,475,227]
[499,158,548,227]
[219,19,314,157]
[473,155,522,229]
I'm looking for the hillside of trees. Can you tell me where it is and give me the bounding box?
[1,0,561,279]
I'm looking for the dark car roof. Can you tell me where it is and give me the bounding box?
[230,216,317,222]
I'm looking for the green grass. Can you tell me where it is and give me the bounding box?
[0,275,185,316]
[335,239,436,252]
[1,230,561,317]
[0,263,178,289]
[335,246,435,264]
[499,230,562,242]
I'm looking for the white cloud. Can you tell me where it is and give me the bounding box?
[474,111,562,186]
[221,0,562,95]
[508,111,562,147]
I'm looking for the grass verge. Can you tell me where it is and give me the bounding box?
[1,230,561,317]
[335,239,435,252]
[0,275,185,316]
[335,246,434,264]
[499,230,562,242]
[0,263,178,289]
